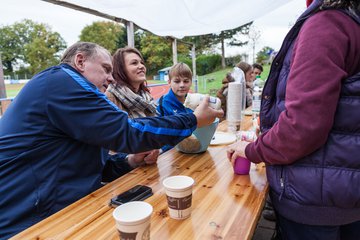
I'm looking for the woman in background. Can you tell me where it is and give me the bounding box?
[237,61,255,108]
[102,47,160,182]
[217,61,254,121]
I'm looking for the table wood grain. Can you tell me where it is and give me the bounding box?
[12,116,268,240]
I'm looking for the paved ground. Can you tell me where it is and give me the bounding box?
[252,207,276,240]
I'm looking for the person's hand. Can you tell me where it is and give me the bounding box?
[143,149,160,165]
[194,95,224,128]
[127,150,153,168]
[226,141,250,166]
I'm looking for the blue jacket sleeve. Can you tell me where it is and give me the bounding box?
[46,70,197,154]
[102,153,133,182]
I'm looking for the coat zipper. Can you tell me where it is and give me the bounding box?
[279,167,284,201]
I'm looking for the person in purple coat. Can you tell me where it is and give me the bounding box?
[227,0,360,239]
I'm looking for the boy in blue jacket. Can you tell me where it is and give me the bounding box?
[157,62,193,117]
[157,63,194,152]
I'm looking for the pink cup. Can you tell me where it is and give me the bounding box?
[234,157,251,175]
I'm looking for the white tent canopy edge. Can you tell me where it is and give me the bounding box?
[41,0,293,92]
[47,0,292,38]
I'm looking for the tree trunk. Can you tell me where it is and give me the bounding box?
[221,38,226,69]
[0,53,7,98]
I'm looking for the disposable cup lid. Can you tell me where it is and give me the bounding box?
[113,201,153,225]
[163,175,194,191]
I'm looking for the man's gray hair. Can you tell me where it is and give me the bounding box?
[61,42,111,65]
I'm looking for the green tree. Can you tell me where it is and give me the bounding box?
[209,22,253,68]
[181,23,253,69]
[0,19,66,75]
[248,26,261,64]
[195,22,252,68]
[256,46,274,64]
[140,32,191,75]
[116,28,143,50]
[140,32,172,74]
[0,25,19,73]
[182,35,214,55]
[79,21,124,54]
[25,23,66,74]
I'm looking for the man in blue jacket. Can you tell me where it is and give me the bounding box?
[0,42,223,239]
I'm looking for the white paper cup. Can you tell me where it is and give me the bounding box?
[112,201,153,240]
[163,175,195,220]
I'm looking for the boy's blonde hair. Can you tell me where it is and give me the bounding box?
[169,62,193,81]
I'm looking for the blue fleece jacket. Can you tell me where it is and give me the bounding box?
[157,89,193,152]
[0,64,197,239]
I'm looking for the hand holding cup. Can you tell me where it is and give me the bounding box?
[227,141,251,175]
[194,95,223,128]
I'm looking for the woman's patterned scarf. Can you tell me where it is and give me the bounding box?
[107,83,157,118]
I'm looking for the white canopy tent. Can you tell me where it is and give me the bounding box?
[43,0,291,38]
[41,0,292,92]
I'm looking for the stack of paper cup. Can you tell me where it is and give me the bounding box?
[227,82,244,132]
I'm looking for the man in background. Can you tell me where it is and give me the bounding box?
[252,63,263,77]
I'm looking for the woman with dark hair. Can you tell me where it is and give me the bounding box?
[216,72,234,121]
[102,47,160,182]
[228,0,360,239]
[106,47,156,118]
[216,61,254,121]
[236,61,254,108]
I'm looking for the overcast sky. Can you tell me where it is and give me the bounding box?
[1,0,306,60]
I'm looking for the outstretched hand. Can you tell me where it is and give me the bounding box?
[193,95,224,128]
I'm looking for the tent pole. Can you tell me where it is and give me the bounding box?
[192,44,197,93]
[172,39,178,65]
[126,21,135,48]
[0,52,6,98]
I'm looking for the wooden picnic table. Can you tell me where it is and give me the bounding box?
[12,115,268,240]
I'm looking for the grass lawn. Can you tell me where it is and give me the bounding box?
[195,68,232,95]
[5,65,271,98]
[5,81,167,98]
[5,83,26,98]
[195,64,270,96]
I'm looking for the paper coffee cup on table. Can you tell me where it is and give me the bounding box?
[112,201,153,240]
[163,175,195,220]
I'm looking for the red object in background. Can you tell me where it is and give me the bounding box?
[306,0,313,7]
[148,83,193,100]
[148,84,170,100]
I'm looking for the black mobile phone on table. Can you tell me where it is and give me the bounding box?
[109,185,153,207]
